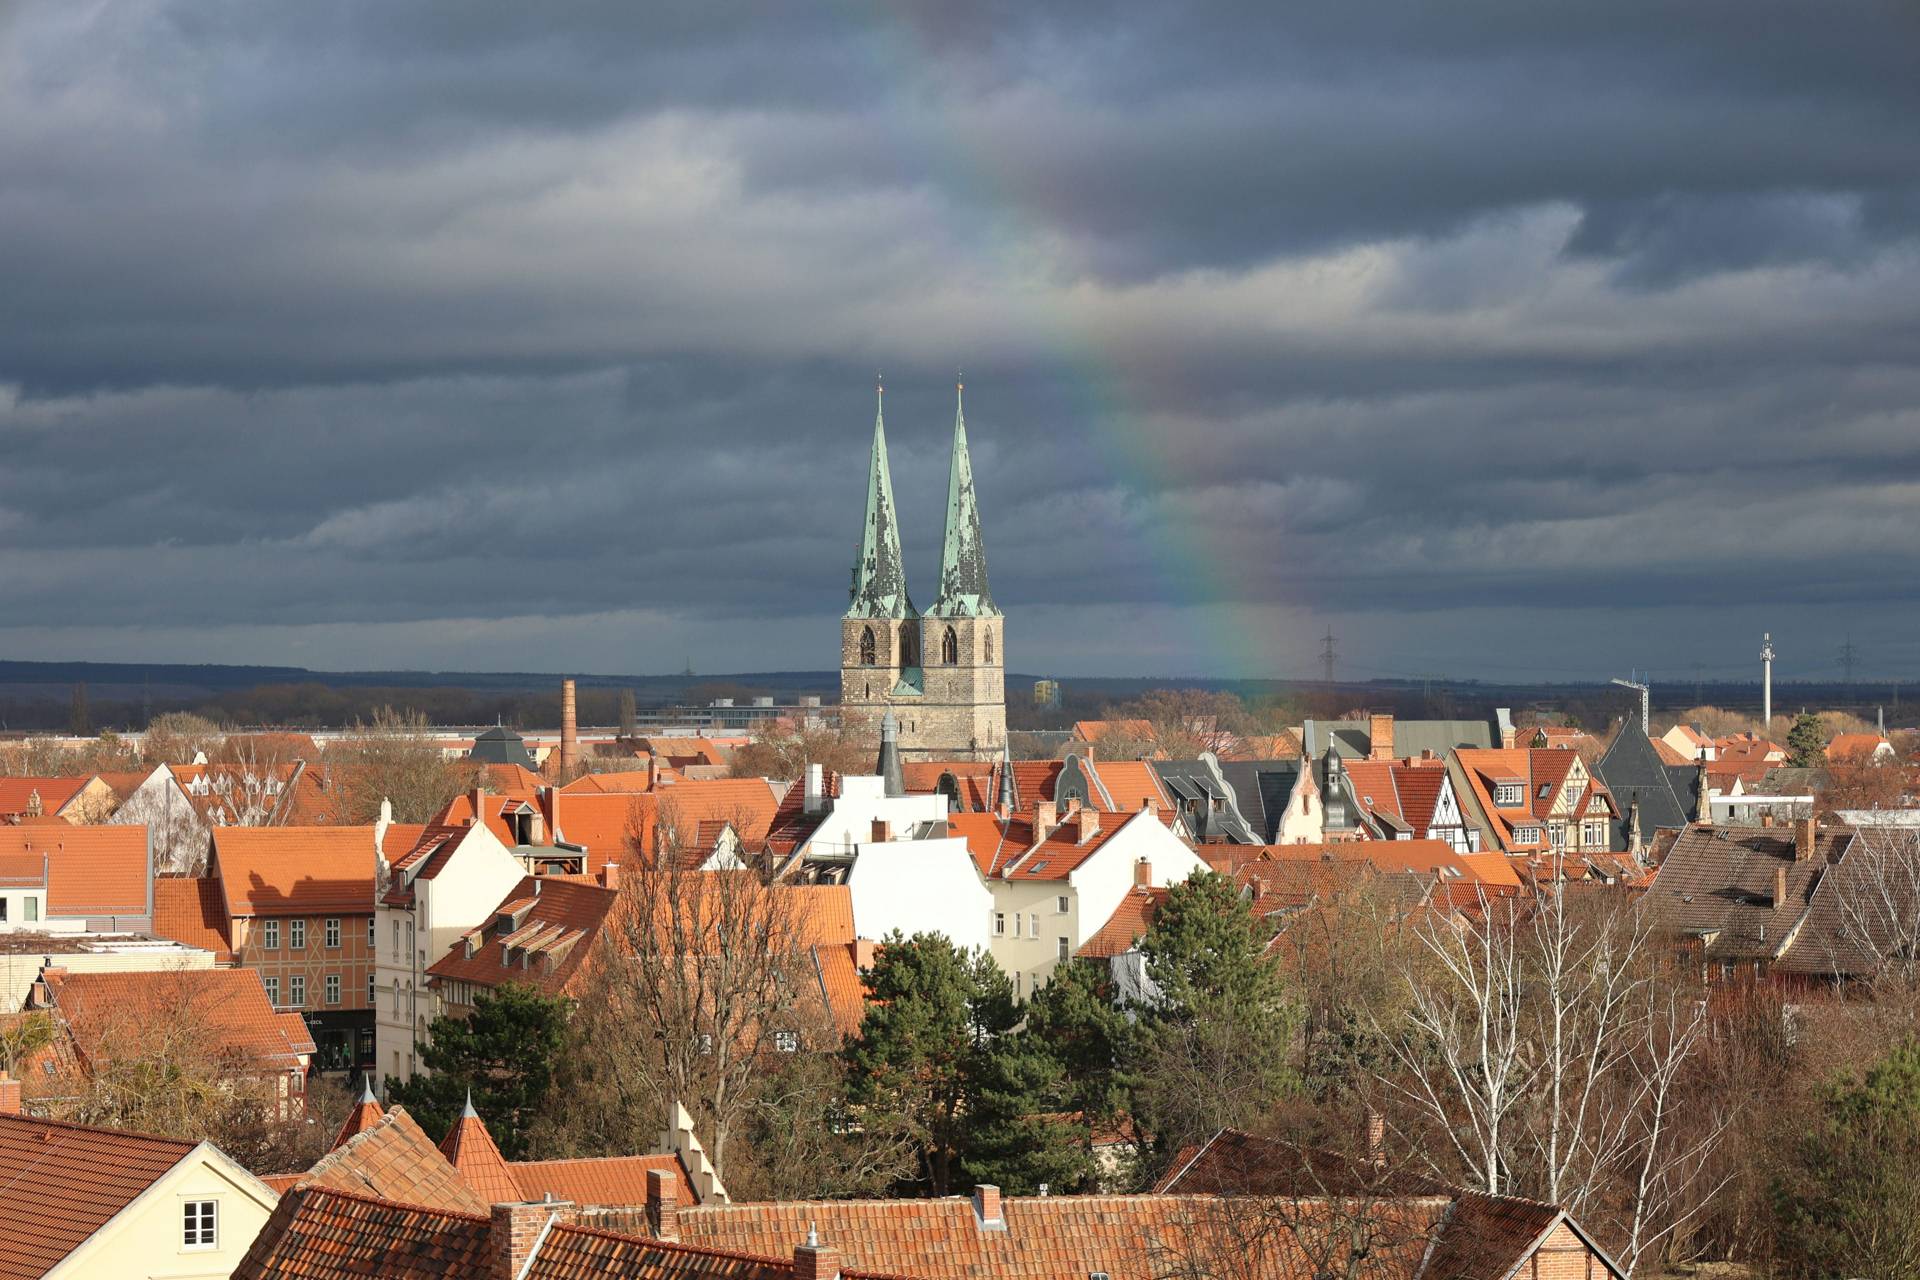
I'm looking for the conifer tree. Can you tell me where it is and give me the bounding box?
[386,983,570,1157]
[1786,711,1826,768]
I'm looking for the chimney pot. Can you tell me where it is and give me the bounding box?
[1133,856,1151,888]
[972,1184,1004,1228]
[793,1231,842,1280]
[646,1168,680,1241]
[599,862,621,891]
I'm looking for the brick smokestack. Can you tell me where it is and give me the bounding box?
[646,1168,679,1241]
[489,1200,570,1280]
[560,679,579,774]
[793,1227,841,1280]
[1795,816,1817,862]
[1369,712,1395,762]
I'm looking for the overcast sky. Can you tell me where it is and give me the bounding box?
[2,2,1916,685]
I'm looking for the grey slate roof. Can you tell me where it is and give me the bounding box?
[1222,760,1308,844]
[1301,718,1495,761]
[1595,721,1691,847]
[1151,757,1258,843]
[468,723,536,768]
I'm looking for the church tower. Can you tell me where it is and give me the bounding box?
[917,382,1006,760]
[838,382,1007,762]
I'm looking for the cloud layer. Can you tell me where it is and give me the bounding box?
[1,0,1916,682]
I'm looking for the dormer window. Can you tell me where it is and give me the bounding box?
[1495,784,1523,806]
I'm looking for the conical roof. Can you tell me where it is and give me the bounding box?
[847,384,916,621]
[930,382,998,618]
[330,1077,385,1151]
[437,1092,521,1205]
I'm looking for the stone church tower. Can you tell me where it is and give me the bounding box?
[840,384,1007,762]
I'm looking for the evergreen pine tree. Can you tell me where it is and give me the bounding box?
[1786,711,1826,768]
[385,983,570,1157]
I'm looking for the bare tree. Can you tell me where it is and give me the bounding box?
[1378,885,1729,1274]
[1827,828,1920,1003]
[729,719,871,782]
[319,706,469,824]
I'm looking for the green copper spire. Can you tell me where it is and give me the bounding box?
[931,381,998,617]
[847,382,916,620]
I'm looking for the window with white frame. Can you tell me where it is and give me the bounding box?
[368,916,375,947]
[289,975,306,1007]
[262,920,281,949]
[290,919,307,949]
[993,912,1005,935]
[392,920,400,956]
[1494,784,1522,806]
[325,974,341,1005]
[1056,937,1070,961]
[1056,895,1070,914]
[264,976,280,1006]
[182,1200,217,1249]
[325,918,341,948]
[1029,914,1039,939]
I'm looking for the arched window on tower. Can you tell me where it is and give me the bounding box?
[942,627,959,665]
[984,627,994,664]
[860,626,876,666]
[900,625,919,668]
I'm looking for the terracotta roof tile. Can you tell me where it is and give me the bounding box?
[0,776,91,817]
[211,826,377,917]
[441,1105,523,1204]
[43,967,314,1071]
[0,1113,197,1280]
[150,877,233,956]
[1078,886,1170,958]
[0,826,148,916]
[233,1185,492,1280]
[509,1154,696,1208]
[429,876,616,999]
[296,1107,488,1214]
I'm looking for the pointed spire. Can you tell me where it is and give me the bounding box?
[330,1075,386,1150]
[931,380,999,618]
[847,381,916,621]
[439,1091,521,1204]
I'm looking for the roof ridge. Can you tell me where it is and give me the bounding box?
[288,1181,492,1224]
[547,1218,790,1264]
[0,1106,197,1151]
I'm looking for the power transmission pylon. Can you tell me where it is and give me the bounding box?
[1320,629,1337,686]
[1840,634,1858,703]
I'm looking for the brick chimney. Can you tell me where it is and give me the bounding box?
[599,862,621,892]
[1134,856,1152,888]
[793,1226,841,1280]
[647,753,662,791]
[559,679,579,774]
[469,786,486,827]
[0,1071,20,1114]
[489,1199,570,1280]
[1033,800,1057,840]
[1368,712,1395,762]
[972,1184,1004,1229]
[1773,864,1788,910]
[1074,807,1099,845]
[1795,816,1817,862]
[646,1168,679,1241]
[1362,1106,1386,1167]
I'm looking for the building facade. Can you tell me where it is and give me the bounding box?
[840,384,1007,762]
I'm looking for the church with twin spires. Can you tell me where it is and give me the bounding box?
[840,383,1007,762]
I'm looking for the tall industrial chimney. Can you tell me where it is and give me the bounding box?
[560,678,579,773]
[1761,633,1775,730]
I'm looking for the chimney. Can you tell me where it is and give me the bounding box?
[489,1199,569,1280]
[1368,712,1394,762]
[1496,708,1516,750]
[854,937,878,970]
[1141,794,1157,816]
[1075,807,1099,845]
[1362,1106,1386,1168]
[1033,799,1057,840]
[793,1226,841,1280]
[876,711,906,799]
[560,679,579,774]
[0,1071,20,1115]
[1695,751,1712,826]
[647,753,662,791]
[972,1184,1004,1229]
[1133,856,1151,888]
[599,862,621,891]
[25,789,42,819]
[1773,864,1788,910]
[645,1168,679,1241]
[470,786,487,828]
[871,818,890,844]
[804,763,826,815]
[1795,816,1817,862]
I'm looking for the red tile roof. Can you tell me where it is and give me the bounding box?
[150,876,233,957]
[234,1185,492,1279]
[944,812,1035,876]
[1078,886,1170,958]
[1003,810,1140,881]
[0,826,148,916]
[1827,733,1892,762]
[509,1154,696,1208]
[211,826,377,917]
[333,1089,385,1150]
[43,967,315,1072]
[0,1112,197,1280]
[0,776,91,817]
[429,876,616,999]
[296,1107,488,1214]
[441,1103,522,1205]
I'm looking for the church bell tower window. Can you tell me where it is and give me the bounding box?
[900,625,919,668]
[942,627,959,665]
[984,627,994,664]
[860,626,876,666]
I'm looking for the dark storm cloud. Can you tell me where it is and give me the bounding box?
[0,0,1916,678]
